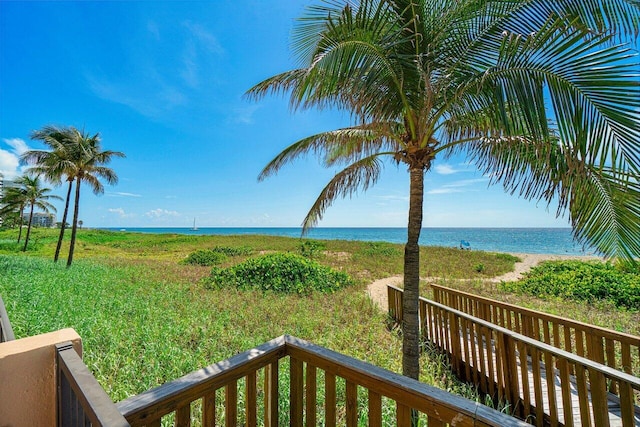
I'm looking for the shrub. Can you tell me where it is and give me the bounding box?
[204,252,353,294]
[298,240,326,259]
[474,263,485,273]
[211,245,253,257]
[500,261,640,311]
[182,249,227,266]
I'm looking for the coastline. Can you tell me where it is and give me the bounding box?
[101,227,595,256]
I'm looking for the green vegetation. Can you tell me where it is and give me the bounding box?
[247,0,640,379]
[182,249,227,266]
[210,245,253,257]
[298,239,325,259]
[1,228,638,423]
[501,261,640,311]
[205,252,353,294]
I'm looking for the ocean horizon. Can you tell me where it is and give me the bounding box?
[101,227,596,256]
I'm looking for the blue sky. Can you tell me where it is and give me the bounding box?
[0,1,573,229]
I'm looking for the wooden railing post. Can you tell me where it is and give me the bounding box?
[264,361,279,427]
[56,342,130,427]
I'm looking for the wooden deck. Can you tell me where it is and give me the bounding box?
[387,285,640,427]
[459,330,640,426]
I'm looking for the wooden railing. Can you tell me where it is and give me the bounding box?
[388,285,640,427]
[56,342,130,427]
[431,284,640,381]
[0,294,15,342]
[116,335,528,427]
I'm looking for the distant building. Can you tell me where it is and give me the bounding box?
[22,212,56,228]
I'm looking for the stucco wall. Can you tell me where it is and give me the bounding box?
[0,328,82,427]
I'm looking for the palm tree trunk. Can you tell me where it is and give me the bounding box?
[22,204,34,252]
[17,205,24,243]
[67,177,81,267]
[55,180,73,262]
[402,167,424,380]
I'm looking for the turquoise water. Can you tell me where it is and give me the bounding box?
[102,227,595,255]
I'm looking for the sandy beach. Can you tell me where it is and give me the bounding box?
[366,252,603,312]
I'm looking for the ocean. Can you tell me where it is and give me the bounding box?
[102,227,596,256]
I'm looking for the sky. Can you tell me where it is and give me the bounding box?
[0,0,576,229]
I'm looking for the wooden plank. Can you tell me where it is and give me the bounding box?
[517,340,531,418]
[246,372,257,427]
[176,403,191,427]
[470,321,480,386]
[478,324,488,393]
[576,329,585,358]
[605,339,617,393]
[202,391,215,427]
[484,326,496,399]
[325,372,336,427]
[427,415,445,427]
[621,344,632,374]
[552,322,560,349]
[557,358,574,427]
[368,390,382,427]
[463,318,472,381]
[617,381,636,427]
[290,357,304,426]
[346,381,358,427]
[589,370,610,427]
[575,364,592,427]
[305,365,317,427]
[224,381,237,427]
[543,352,558,427]
[396,402,411,427]
[264,362,278,427]
[530,347,545,426]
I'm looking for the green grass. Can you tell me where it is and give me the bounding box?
[2,227,637,424]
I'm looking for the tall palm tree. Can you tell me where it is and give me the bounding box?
[24,126,78,262]
[0,183,28,243]
[64,128,125,267]
[247,0,640,379]
[18,175,61,252]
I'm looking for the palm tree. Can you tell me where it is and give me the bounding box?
[64,128,125,267]
[24,126,78,262]
[247,0,640,379]
[0,183,28,242]
[18,175,61,252]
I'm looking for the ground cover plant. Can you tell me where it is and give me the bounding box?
[500,261,640,311]
[182,249,227,266]
[205,252,353,293]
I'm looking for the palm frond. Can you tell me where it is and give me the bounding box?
[259,122,402,181]
[302,154,384,231]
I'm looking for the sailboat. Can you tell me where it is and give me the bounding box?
[192,218,198,231]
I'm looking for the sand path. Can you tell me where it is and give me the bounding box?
[365,253,600,312]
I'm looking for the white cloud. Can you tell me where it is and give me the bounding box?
[427,188,463,195]
[434,164,458,175]
[0,138,31,179]
[108,192,142,198]
[4,138,29,155]
[427,178,488,195]
[145,208,180,218]
[108,208,134,218]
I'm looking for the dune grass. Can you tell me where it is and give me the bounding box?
[1,227,636,423]
[0,228,514,404]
